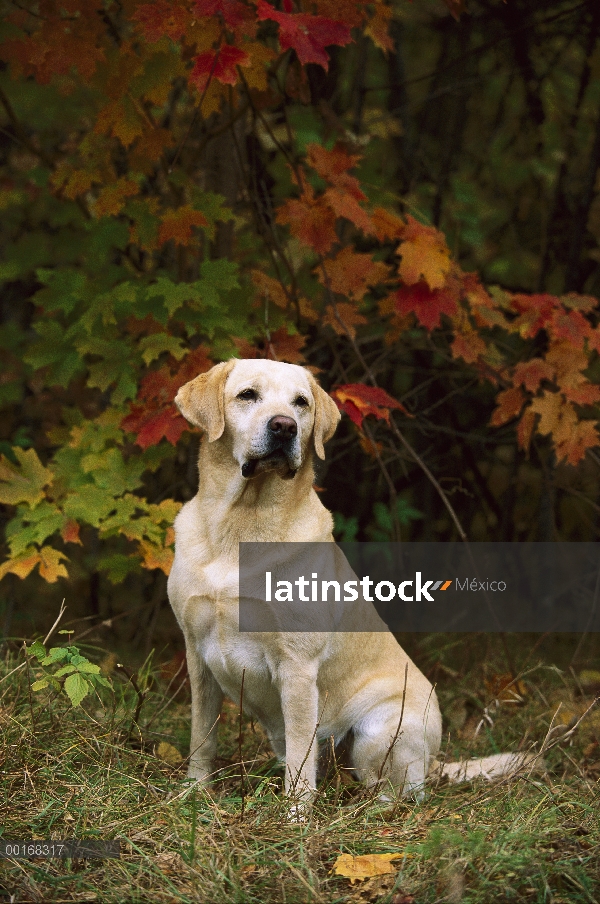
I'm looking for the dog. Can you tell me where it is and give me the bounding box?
[167,358,534,803]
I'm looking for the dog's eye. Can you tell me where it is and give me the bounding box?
[237,388,258,401]
[294,395,309,408]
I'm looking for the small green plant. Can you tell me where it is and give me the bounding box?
[367,497,424,541]
[333,512,359,542]
[27,632,112,707]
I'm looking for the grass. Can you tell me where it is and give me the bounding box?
[1,632,599,904]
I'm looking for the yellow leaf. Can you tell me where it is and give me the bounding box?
[0,549,41,582]
[0,448,53,507]
[138,538,174,575]
[38,547,69,583]
[397,217,451,290]
[332,852,403,884]
[156,741,183,765]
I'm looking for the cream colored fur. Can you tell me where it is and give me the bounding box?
[167,359,535,804]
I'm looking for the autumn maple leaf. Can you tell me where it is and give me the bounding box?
[332,384,409,429]
[490,386,526,427]
[276,185,337,254]
[323,302,367,340]
[195,0,250,29]
[256,0,352,69]
[158,206,209,247]
[132,0,190,42]
[394,281,458,331]
[122,347,212,448]
[510,293,557,339]
[512,358,555,393]
[190,45,250,90]
[319,248,390,301]
[397,216,451,290]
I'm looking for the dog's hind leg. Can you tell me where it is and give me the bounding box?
[350,705,440,801]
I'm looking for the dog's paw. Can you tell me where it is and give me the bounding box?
[287,802,311,823]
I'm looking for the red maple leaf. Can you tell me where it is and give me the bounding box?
[194,0,250,29]
[276,185,337,254]
[121,347,212,448]
[190,45,250,90]
[332,383,409,429]
[256,0,352,69]
[132,1,190,42]
[511,293,557,338]
[394,281,458,331]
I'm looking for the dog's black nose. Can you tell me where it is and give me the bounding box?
[268,415,297,440]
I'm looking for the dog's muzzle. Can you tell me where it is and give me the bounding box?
[241,415,299,480]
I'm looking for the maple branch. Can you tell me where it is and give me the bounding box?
[322,282,468,540]
[0,86,54,170]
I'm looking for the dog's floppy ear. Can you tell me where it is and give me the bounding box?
[307,373,341,460]
[175,359,236,441]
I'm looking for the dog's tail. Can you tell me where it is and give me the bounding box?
[429,751,543,785]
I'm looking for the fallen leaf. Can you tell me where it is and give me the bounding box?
[156,741,183,765]
[333,851,403,884]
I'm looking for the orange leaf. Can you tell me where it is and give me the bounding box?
[371,206,405,242]
[266,327,306,363]
[276,188,337,255]
[320,248,390,301]
[332,383,409,428]
[252,271,288,309]
[555,420,599,466]
[511,293,557,339]
[323,302,367,339]
[138,539,174,575]
[490,386,526,427]
[332,852,403,884]
[397,216,451,290]
[517,407,536,454]
[323,186,373,234]
[38,547,69,583]
[94,178,139,218]
[61,520,82,545]
[530,391,575,439]
[512,359,554,393]
[364,1,394,52]
[451,331,487,365]
[158,206,209,247]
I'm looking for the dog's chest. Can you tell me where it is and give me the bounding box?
[190,598,280,712]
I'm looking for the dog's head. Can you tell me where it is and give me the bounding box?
[174,359,340,479]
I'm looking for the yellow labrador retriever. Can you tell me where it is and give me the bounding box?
[167,358,443,802]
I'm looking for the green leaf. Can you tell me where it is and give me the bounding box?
[139,333,186,365]
[0,448,53,507]
[64,672,90,707]
[28,641,47,661]
[5,502,65,556]
[74,661,101,674]
[54,664,78,677]
[31,679,49,691]
[41,647,69,664]
[63,484,122,527]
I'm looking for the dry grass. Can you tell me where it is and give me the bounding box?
[1,634,599,903]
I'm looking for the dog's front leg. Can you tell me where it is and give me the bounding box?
[185,642,224,783]
[279,667,320,801]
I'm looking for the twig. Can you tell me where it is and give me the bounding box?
[238,667,246,818]
[43,599,67,645]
